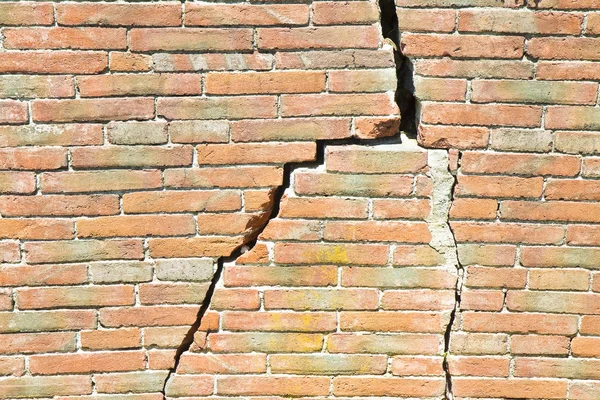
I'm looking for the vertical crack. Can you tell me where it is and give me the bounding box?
[426,150,463,400]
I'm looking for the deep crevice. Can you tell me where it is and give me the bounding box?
[378,0,417,137]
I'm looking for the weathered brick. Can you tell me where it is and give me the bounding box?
[164,166,282,188]
[528,37,600,60]
[78,74,201,97]
[0,310,96,333]
[231,118,350,142]
[471,80,597,105]
[197,143,316,165]
[401,34,524,58]
[0,376,92,398]
[158,96,276,120]
[313,1,379,25]
[0,51,107,74]
[459,9,582,34]
[258,26,380,50]
[0,75,74,99]
[3,27,126,50]
[185,3,308,26]
[41,170,162,193]
[421,103,542,127]
[0,124,103,147]
[24,239,143,264]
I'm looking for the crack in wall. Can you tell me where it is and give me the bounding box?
[159,2,465,397]
[426,150,464,400]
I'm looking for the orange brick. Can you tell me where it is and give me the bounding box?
[294,171,412,197]
[222,311,336,332]
[77,214,196,238]
[100,306,199,328]
[41,170,162,193]
[456,175,543,198]
[109,52,152,72]
[528,37,600,60]
[0,264,87,286]
[324,221,431,243]
[465,266,527,289]
[158,96,276,120]
[0,376,92,398]
[149,236,244,258]
[223,265,337,287]
[418,125,490,149]
[0,100,28,124]
[327,333,442,355]
[282,93,398,117]
[211,289,260,311]
[392,356,444,376]
[278,196,368,219]
[0,219,73,240]
[414,59,534,79]
[231,118,351,142]
[381,289,456,311]
[271,354,387,375]
[264,289,378,311]
[397,8,456,32]
[449,356,510,377]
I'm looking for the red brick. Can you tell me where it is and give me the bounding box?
[282,93,398,117]
[153,53,273,72]
[421,103,542,127]
[0,195,119,217]
[274,242,388,265]
[56,3,182,26]
[401,34,524,58]
[453,378,567,398]
[465,266,527,289]
[418,125,489,149]
[471,80,597,105]
[139,283,210,305]
[0,332,76,355]
[537,61,600,80]
[261,219,321,241]
[197,143,316,165]
[381,289,456,311]
[224,265,337,287]
[278,196,368,219]
[0,264,87,286]
[397,8,456,32]
[0,51,107,74]
[258,26,380,50]
[333,377,445,397]
[123,190,241,214]
[414,59,534,79]
[295,171,412,197]
[158,96,276,120]
[178,354,266,374]
[206,71,324,94]
[78,74,201,97]
[546,106,600,130]
[0,124,103,147]
[451,222,565,244]
[165,166,282,189]
[528,37,600,60]
[41,170,161,193]
[109,52,152,72]
[456,175,543,198]
[33,98,154,123]
[0,219,73,240]
[223,311,336,332]
[211,289,261,311]
[313,1,379,25]
[3,27,126,50]
[340,311,449,333]
[100,306,199,328]
[130,28,253,52]
[459,9,582,34]
[231,118,351,142]
[81,328,141,350]
[149,236,244,258]
[0,100,28,124]
[186,3,308,26]
[450,198,498,219]
[0,376,92,398]
[30,351,145,375]
[217,376,330,396]
[0,3,54,25]
[462,312,578,335]
[511,335,570,356]
[501,200,600,223]
[17,285,134,309]
[372,199,431,220]
[0,148,66,170]
[24,239,143,264]
[0,242,20,263]
[515,358,600,380]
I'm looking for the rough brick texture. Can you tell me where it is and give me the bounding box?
[0,0,599,398]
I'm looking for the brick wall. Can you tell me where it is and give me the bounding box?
[1,0,600,398]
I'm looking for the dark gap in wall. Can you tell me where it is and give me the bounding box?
[378,0,417,137]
